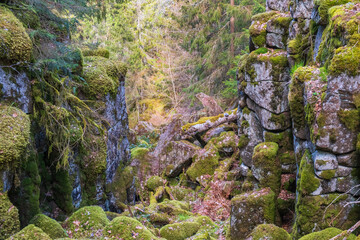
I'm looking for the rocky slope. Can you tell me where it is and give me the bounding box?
[0,0,360,239]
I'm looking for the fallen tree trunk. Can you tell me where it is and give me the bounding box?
[181,109,237,138]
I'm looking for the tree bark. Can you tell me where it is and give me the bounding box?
[230,0,235,57]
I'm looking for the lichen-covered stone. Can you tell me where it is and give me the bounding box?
[63,206,109,238]
[29,214,67,239]
[7,224,51,240]
[160,221,200,240]
[0,105,30,171]
[252,142,281,193]
[247,224,291,240]
[230,188,276,239]
[0,193,20,239]
[103,216,158,239]
[0,6,32,63]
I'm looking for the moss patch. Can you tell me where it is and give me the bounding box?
[160,221,200,240]
[7,224,51,240]
[0,6,32,63]
[252,142,281,193]
[146,176,165,191]
[63,206,109,238]
[29,214,67,239]
[186,142,220,181]
[83,56,127,99]
[0,193,20,239]
[299,227,356,240]
[103,216,158,239]
[298,150,320,195]
[249,224,291,240]
[0,105,30,171]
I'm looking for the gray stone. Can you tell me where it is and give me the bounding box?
[266,0,290,12]
[281,164,297,173]
[292,0,314,19]
[337,152,359,167]
[239,163,250,177]
[244,80,290,114]
[247,98,291,131]
[336,176,360,196]
[266,33,285,49]
[239,111,264,167]
[313,151,338,171]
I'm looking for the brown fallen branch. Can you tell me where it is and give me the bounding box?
[181,109,237,137]
[329,220,360,240]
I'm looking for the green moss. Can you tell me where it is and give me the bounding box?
[253,47,269,54]
[231,187,276,225]
[269,112,287,126]
[249,224,291,240]
[82,48,110,58]
[242,107,251,115]
[29,214,67,239]
[103,216,158,239]
[251,11,279,22]
[83,56,127,99]
[0,105,30,171]
[0,6,32,63]
[108,166,134,207]
[315,0,351,25]
[337,109,360,131]
[272,16,292,29]
[319,169,336,180]
[146,176,165,191]
[208,131,238,152]
[0,193,20,239]
[293,194,349,238]
[7,224,51,240]
[186,142,220,181]
[299,227,356,240]
[298,150,320,195]
[289,67,316,131]
[329,46,360,76]
[238,134,250,149]
[252,142,281,193]
[63,206,109,238]
[52,169,73,214]
[160,221,200,240]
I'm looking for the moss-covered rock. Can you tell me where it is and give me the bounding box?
[63,206,109,238]
[292,193,353,238]
[252,142,281,193]
[208,131,238,154]
[248,224,291,240]
[186,142,220,182]
[299,227,356,240]
[82,48,110,58]
[0,6,32,63]
[146,176,165,191]
[329,45,360,76]
[103,216,158,239]
[108,166,135,208]
[0,193,20,239]
[160,221,200,240]
[29,214,67,239]
[230,188,276,239]
[7,224,51,240]
[297,150,320,195]
[83,56,127,99]
[0,105,30,171]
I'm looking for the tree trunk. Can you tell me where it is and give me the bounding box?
[230,0,235,57]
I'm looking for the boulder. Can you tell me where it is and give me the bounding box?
[29,214,67,239]
[160,221,200,240]
[0,193,20,239]
[6,224,51,240]
[291,0,314,19]
[299,227,356,240]
[230,188,276,239]
[246,224,291,240]
[252,142,281,193]
[266,0,290,12]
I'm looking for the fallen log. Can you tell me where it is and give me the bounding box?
[181,109,237,137]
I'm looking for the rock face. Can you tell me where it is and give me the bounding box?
[233,0,360,238]
[230,188,276,239]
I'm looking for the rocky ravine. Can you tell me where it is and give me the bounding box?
[1,0,360,239]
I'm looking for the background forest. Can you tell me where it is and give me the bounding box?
[71,0,265,129]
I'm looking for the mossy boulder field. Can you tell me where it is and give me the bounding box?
[1,0,360,239]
